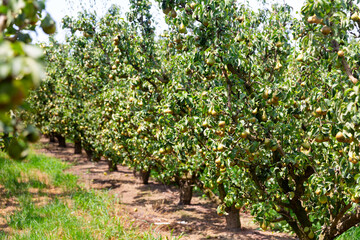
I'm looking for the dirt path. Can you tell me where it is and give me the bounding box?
[36,137,296,240]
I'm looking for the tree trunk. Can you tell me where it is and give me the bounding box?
[56,134,66,147]
[85,148,101,162]
[178,180,193,205]
[74,139,82,154]
[108,159,118,172]
[225,205,241,229]
[217,183,242,230]
[140,169,150,184]
[93,155,101,162]
[319,233,331,240]
[49,132,56,143]
[319,206,360,240]
[85,148,93,161]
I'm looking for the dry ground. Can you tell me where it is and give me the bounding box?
[34,137,297,240]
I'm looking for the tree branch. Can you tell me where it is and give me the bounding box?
[222,67,232,111]
[331,40,358,84]
[334,206,360,238]
[226,63,252,94]
[269,217,286,223]
[195,179,222,205]
[328,203,353,237]
[340,57,358,84]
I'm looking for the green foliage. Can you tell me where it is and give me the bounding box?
[0,151,77,194]
[0,0,55,159]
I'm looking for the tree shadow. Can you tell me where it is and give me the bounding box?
[36,137,296,240]
[91,178,129,190]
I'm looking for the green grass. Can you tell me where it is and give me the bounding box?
[0,152,78,195]
[0,152,181,240]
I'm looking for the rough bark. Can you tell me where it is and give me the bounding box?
[225,205,241,229]
[286,200,312,240]
[56,134,66,148]
[107,159,118,172]
[74,139,82,154]
[178,179,193,205]
[282,216,311,240]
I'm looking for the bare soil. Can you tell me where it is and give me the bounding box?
[0,185,18,235]
[35,137,297,240]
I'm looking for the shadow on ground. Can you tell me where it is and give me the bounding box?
[35,137,296,240]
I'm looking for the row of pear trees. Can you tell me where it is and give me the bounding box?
[26,0,360,239]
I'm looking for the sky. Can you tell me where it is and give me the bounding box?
[32,0,305,43]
